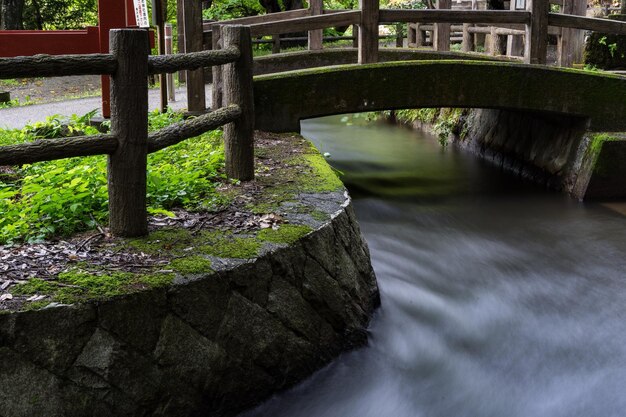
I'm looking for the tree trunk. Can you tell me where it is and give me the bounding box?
[0,0,25,30]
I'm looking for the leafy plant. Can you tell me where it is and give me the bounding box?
[0,109,226,244]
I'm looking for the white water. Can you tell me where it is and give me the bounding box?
[241,114,626,417]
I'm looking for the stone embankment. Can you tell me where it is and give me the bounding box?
[0,135,380,417]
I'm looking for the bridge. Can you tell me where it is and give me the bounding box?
[251,56,626,132]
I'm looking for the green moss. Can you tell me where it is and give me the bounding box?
[127,228,194,255]
[199,231,261,259]
[298,153,344,192]
[138,272,176,288]
[257,224,312,244]
[21,300,52,311]
[589,133,624,176]
[56,270,133,301]
[11,278,57,295]
[170,256,213,275]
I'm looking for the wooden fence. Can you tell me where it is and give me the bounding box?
[200,0,626,64]
[0,26,254,238]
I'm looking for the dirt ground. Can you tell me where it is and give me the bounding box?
[0,75,102,105]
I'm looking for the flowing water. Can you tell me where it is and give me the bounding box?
[242,114,626,417]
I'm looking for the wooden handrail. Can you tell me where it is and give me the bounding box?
[378,9,531,24]
[203,9,311,30]
[148,105,242,153]
[0,134,118,165]
[248,11,361,36]
[0,53,116,78]
[548,13,626,35]
[148,46,240,74]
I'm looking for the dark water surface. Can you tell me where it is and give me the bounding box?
[241,114,626,417]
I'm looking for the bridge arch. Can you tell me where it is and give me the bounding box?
[253,60,626,133]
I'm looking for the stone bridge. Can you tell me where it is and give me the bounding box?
[253,57,626,133]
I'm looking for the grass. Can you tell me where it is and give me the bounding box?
[0,108,227,244]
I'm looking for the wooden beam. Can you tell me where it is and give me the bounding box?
[0,54,115,79]
[248,11,360,36]
[548,12,626,35]
[148,105,241,153]
[359,0,379,63]
[148,47,240,74]
[203,9,310,30]
[0,135,117,165]
[378,9,531,24]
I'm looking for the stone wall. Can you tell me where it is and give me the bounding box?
[443,108,626,200]
[0,195,379,417]
[458,108,589,192]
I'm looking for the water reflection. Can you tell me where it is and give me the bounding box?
[241,114,626,417]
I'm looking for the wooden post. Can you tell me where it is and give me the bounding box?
[108,29,149,237]
[434,0,451,52]
[183,0,206,113]
[222,25,255,181]
[524,0,549,64]
[415,24,425,46]
[309,0,323,50]
[557,0,586,66]
[358,0,379,64]
[165,23,176,102]
[212,24,223,109]
[176,0,186,83]
[408,23,416,47]
[507,0,524,57]
[352,25,359,48]
[462,23,472,51]
[272,34,281,53]
[489,26,503,55]
[395,23,404,47]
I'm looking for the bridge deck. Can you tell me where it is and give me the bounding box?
[253,59,626,133]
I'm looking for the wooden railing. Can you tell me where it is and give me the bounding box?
[0,26,254,238]
[199,0,626,66]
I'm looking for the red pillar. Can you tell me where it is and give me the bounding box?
[98,0,136,118]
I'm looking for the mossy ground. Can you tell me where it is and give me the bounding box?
[4,131,337,311]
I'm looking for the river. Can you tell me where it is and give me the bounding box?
[241,114,626,417]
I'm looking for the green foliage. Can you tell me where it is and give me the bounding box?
[22,0,98,29]
[203,0,265,20]
[0,109,226,244]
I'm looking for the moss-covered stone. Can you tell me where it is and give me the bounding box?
[199,231,261,259]
[257,224,312,244]
[169,256,213,275]
[11,269,175,307]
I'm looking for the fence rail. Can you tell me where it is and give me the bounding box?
[0,26,253,238]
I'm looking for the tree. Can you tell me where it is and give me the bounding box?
[0,0,25,29]
[0,0,97,30]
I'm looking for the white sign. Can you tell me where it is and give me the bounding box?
[133,0,150,28]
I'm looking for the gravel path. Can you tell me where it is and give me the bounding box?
[0,75,212,129]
